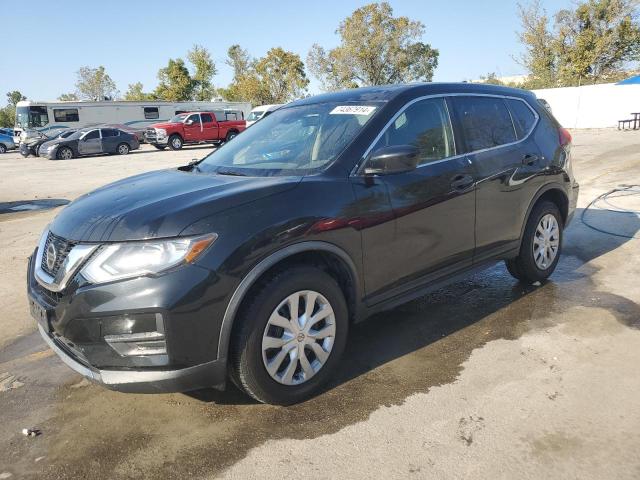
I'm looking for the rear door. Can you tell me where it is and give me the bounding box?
[356,96,476,300]
[78,129,102,155]
[449,95,542,262]
[183,113,203,141]
[200,113,218,141]
[100,128,119,153]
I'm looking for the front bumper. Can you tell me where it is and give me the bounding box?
[37,324,225,393]
[27,245,230,393]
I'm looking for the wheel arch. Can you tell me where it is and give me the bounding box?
[519,183,569,245]
[216,241,361,361]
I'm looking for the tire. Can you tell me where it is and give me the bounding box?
[116,143,130,155]
[56,146,73,160]
[505,200,563,284]
[225,130,238,142]
[0,144,6,154]
[153,145,166,150]
[230,265,349,405]
[168,134,183,150]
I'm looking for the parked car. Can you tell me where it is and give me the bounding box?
[145,111,246,150]
[0,131,16,153]
[40,127,140,160]
[246,104,283,127]
[0,128,16,139]
[28,83,578,405]
[20,129,78,157]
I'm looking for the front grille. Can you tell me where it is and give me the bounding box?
[36,283,63,307]
[41,231,77,277]
[145,128,157,141]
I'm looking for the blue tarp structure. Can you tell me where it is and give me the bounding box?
[617,75,640,85]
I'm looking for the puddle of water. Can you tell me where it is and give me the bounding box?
[0,199,70,215]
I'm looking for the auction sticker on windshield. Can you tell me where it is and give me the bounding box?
[330,105,377,115]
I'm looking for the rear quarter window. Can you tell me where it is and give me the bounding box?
[506,99,537,139]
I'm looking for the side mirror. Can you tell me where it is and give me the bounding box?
[185,119,194,126]
[364,145,420,175]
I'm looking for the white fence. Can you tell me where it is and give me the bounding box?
[532,83,640,129]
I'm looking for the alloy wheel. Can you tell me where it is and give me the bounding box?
[533,213,560,270]
[261,290,336,386]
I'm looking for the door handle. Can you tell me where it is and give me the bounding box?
[522,154,539,166]
[450,174,474,190]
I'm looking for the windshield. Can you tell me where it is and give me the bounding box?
[16,106,49,128]
[198,102,379,176]
[169,114,188,123]
[247,111,265,121]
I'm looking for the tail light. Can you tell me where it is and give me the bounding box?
[559,127,572,147]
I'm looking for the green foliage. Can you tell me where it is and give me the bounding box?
[517,0,640,88]
[124,82,154,101]
[154,58,195,101]
[6,91,26,107]
[219,47,309,104]
[307,2,439,90]
[188,44,217,101]
[58,93,79,101]
[0,91,26,127]
[76,66,118,100]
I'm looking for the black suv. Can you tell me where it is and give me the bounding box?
[28,83,578,405]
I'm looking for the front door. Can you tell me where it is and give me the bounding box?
[183,113,202,142]
[356,97,476,302]
[78,129,102,155]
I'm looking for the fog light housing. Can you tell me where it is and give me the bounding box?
[103,313,167,358]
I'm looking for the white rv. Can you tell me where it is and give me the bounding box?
[15,100,252,141]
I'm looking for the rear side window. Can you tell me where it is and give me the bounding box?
[372,97,455,165]
[506,99,537,139]
[450,97,516,152]
[201,113,213,123]
[101,129,119,137]
[144,107,159,120]
[53,108,79,122]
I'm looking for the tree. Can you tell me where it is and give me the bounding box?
[154,58,195,101]
[219,47,309,104]
[307,2,439,90]
[517,0,640,87]
[76,66,118,100]
[188,44,217,101]
[124,82,154,101]
[58,93,79,101]
[6,91,26,107]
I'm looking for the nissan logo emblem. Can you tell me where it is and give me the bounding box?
[46,242,57,271]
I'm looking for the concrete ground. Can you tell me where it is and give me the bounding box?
[0,131,639,479]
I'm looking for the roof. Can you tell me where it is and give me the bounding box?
[288,82,535,107]
[617,75,640,85]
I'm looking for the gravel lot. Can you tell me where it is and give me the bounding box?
[0,132,639,479]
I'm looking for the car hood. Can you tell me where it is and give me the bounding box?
[50,169,302,242]
[150,122,181,130]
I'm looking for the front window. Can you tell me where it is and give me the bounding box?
[169,113,188,123]
[198,102,379,176]
[16,106,49,128]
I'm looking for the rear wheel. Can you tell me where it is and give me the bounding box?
[117,143,130,155]
[56,146,73,160]
[230,266,348,405]
[506,201,563,284]
[0,144,6,154]
[168,134,183,150]
[225,130,238,142]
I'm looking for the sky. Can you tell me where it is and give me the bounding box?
[0,0,573,102]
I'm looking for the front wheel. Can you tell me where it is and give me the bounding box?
[116,143,130,155]
[56,146,73,160]
[506,201,563,284]
[230,266,348,405]
[168,134,183,150]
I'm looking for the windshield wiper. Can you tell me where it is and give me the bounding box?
[216,168,248,176]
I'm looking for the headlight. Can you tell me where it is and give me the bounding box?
[81,234,217,284]
[156,128,167,138]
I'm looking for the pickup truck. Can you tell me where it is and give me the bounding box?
[145,111,246,150]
